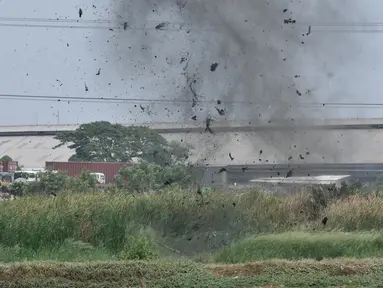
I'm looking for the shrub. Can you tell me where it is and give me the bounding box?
[115,161,192,193]
[9,181,26,196]
[117,235,158,260]
[66,171,97,193]
[9,171,96,196]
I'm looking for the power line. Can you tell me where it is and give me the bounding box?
[4,17,383,28]
[0,16,199,31]
[0,22,194,31]
[2,93,383,108]
[3,16,383,32]
[0,16,120,30]
[288,21,383,34]
[0,23,120,30]
[0,16,113,24]
[0,97,132,105]
[311,28,383,34]
[298,21,383,27]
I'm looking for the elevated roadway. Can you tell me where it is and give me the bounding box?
[2,118,383,169]
[1,118,383,136]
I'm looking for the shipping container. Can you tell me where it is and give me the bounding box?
[0,161,18,172]
[45,162,131,184]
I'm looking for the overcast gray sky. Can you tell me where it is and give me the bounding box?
[1,0,383,126]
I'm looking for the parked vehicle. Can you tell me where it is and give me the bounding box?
[13,170,39,183]
[90,172,106,185]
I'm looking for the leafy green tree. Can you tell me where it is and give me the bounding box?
[38,171,68,193]
[0,155,12,161]
[115,161,192,193]
[54,121,190,165]
[67,170,97,193]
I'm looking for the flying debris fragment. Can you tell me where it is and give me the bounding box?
[218,167,227,173]
[284,18,296,24]
[215,107,226,116]
[205,117,214,134]
[307,26,311,36]
[189,79,198,107]
[296,90,302,96]
[155,22,168,30]
[210,63,219,72]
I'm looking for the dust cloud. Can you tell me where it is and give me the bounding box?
[111,0,362,165]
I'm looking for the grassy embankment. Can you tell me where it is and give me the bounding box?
[1,259,383,287]
[0,189,382,286]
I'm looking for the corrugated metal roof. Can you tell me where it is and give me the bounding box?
[250,175,351,185]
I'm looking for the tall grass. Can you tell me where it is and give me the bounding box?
[1,188,383,260]
[215,232,383,263]
[0,189,310,255]
[325,195,383,231]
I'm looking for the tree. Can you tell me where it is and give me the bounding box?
[0,155,12,161]
[115,161,192,193]
[54,121,190,165]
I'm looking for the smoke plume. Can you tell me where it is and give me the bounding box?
[111,0,362,165]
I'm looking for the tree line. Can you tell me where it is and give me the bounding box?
[1,121,194,195]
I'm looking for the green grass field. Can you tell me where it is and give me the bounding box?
[0,189,383,286]
[0,258,382,287]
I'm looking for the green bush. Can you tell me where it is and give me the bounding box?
[9,171,96,196]
[66,171,97,193]
[0,182,11,193]
[115,161,192,193]
[117,235,158,260]
[9,181,26,196]
[38,171,68,194]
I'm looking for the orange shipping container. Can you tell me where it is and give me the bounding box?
[45,162,131,184]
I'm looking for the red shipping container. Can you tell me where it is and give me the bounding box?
[0,161,18,172]
[45,162,131,184]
